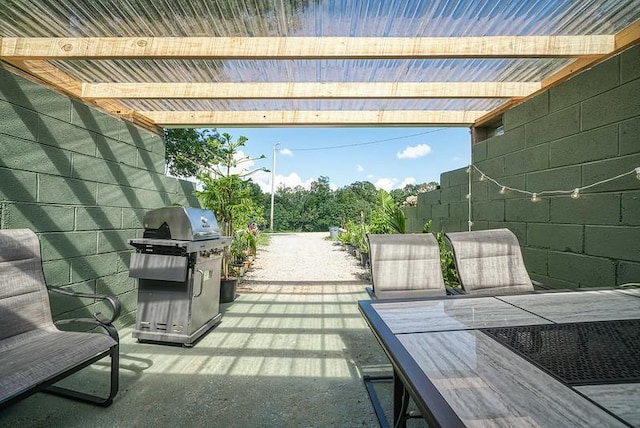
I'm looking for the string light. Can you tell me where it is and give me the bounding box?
[465,193,471,199]
[571,188,580,199]
[469,165,640,202]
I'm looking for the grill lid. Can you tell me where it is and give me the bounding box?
[142,207,221,241]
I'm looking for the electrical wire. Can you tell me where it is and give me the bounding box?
[292,128,448,152]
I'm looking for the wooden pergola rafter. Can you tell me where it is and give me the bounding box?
[0,19,638,131]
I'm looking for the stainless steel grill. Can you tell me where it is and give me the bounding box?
[129,207,231,346]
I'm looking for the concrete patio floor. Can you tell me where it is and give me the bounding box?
[0,232,410,427]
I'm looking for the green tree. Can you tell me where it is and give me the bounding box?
[164,128,221,177]
[195,133,267,278]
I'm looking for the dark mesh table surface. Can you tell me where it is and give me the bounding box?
[481,319,640,386]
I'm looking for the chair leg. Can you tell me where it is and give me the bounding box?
[363,373,393,428]
[44,344,119,407]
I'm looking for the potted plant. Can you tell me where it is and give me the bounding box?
[196,133,267,303]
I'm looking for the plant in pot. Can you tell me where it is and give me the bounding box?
[195,133,267,303]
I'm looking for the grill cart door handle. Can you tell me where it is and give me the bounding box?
[194,269,205,297]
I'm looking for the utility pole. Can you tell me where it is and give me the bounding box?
[270,142,280,231]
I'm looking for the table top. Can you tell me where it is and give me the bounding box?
[359,289,640,428]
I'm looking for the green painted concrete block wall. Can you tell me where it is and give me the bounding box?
[0,67,200,326]
[405,44,640,288]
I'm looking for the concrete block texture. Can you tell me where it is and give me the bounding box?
[620,117,640,156]
[0,67,71,122]
[2,202,75,232]
[0,168,37,202]
[96,136,138,166]
[581,153,640,193]
[121,123,165,155]
[549,56,619,112]
[71,253,119,282]
[76,206,123,230]
[548,251,615,287]
[39,231,98,262]
[98,229,137,253]
[446,167,470,186]
[472,140,487,162]
[550,193,620,225]
[549,125,619,168]
[0,134,71,176]
[620,44,640,84]
[504,144,548,176]
[487,126,525,158]
[526,165,582,193]
[525,105,580,148]
[505,197,550,222]
[622,191,640,225]
[527,223,583,253]
[39,175,98,205]
[0,99,38,141]
[42,259,71,287]
[522,247,548,276]
[617,261,640,285]
[504,92,548,131]
[586,226,640,263]
[472,200,504,221]
[38,116,97,156]
[440,185,461,203]
[582,78,640,130]
[71,100,122,140]
[72,152,121,184]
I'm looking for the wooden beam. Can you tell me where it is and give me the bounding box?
[0,36,614,60]
[615,18,640,51]
[82,81,540,99]
[475,20,640,127]
[138,110,488,126]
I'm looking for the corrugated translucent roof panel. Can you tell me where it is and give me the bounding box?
[1,0,638,121]
[1,0,638,37]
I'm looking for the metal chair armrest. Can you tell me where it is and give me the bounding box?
[48,287,122,325]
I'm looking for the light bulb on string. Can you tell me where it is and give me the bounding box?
[479,174,486,181]
[499,186,507,195]
[465,193,471,199]
[636,167,640,180]
[571,188,580,199]
[531,193,540,202]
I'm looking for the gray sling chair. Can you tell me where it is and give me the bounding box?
[366,233,446,300]
[444,228,535,295]
[0,229,121,410]
[364,233,446,427]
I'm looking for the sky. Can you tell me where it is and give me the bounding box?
[210,126,472,193]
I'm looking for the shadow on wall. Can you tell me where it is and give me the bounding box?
[0,70,194,325]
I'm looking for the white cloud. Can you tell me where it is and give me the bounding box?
[397,144,432,159]
[367,174,375,179]
[253,170,315,193]
[330,182,339,191]
[374,178,398,191]
[280,148,293,157]
[452,156,462,162]
[357,164,364,172]
[398,177,416,188]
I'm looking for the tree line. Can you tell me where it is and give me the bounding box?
[164,128,437,233]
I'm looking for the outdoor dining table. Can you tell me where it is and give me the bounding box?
[358,288,640,428]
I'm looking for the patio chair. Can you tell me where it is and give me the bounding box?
[366,233,446,300]
[444,228,533,295]
[364,233,445,426]
[0,229,121,409]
